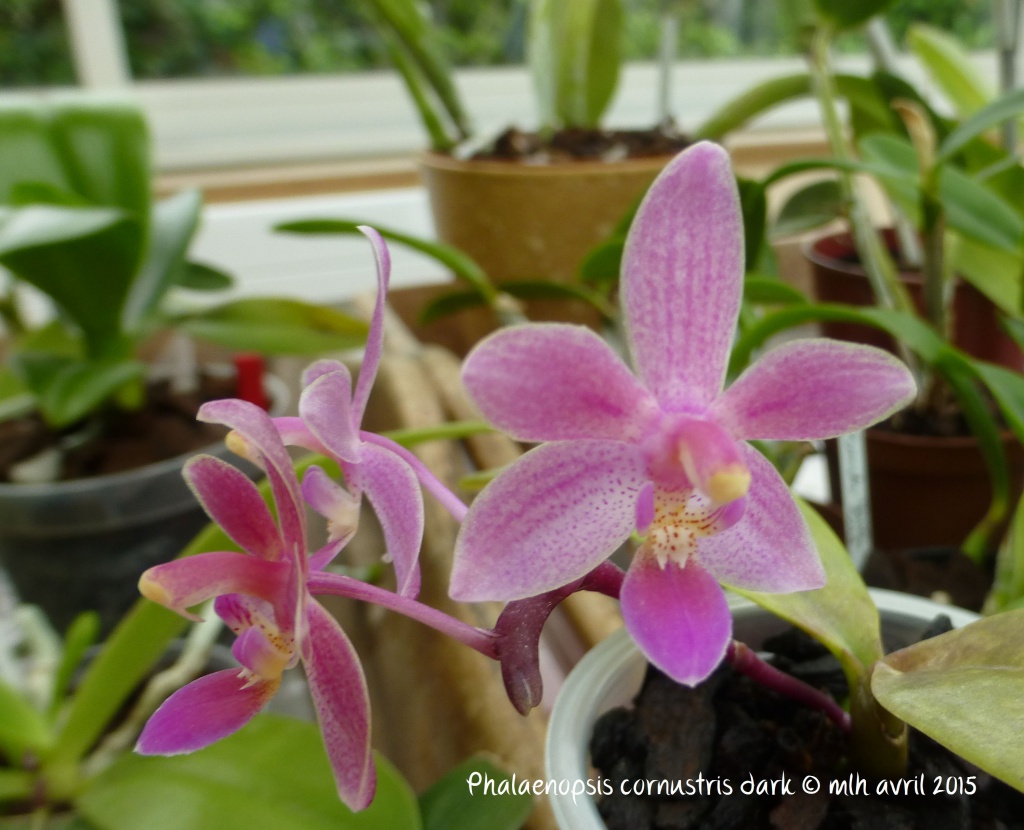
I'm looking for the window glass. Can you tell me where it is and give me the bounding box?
[0,0,75,87]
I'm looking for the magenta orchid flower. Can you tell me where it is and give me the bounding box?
[449,142,916,686]
[136,399,375,811]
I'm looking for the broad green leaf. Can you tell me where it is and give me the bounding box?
[812,0,897,31]
[50,612,101,717]
[0,814,94,829]
[949,235,1021,317]
[14,355,146,428]
[872,609,1024,791]
[419,756,532,830]
[738,177,767,267]
[122,189,202,331]
[733,499,883,681]
[907,24,992,118]
[582,0,622,127]
[771,179,843,239]
[0,104,71,202]
[46,99,150,224]
[177,298,369,356]
[938,87,1024,164]
[79,719,420,830]
[9,182,90,208]
[986,487,1024,613]
[966,359,1024,448]
[0,679,53,761]
[276,218,496,300]
[173,261,233,291]
[0,205,141,358]
[0,769,35,803]
[576,237,623,292]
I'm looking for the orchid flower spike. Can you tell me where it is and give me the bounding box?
[449,141,916,686]
[232,227,427,598]
[136,400,375,811]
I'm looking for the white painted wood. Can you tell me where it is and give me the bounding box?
[60,0,132,88]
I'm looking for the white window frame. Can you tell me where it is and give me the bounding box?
[27,0,1010,172]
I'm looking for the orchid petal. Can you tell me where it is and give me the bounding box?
[622,142,744,411]
[697,444,824,592]
[300,370,363,464]
[302,600,375,811]
[136,669,280,755]
[214,594,273,633]
[302,466,361,546]
[351,228,390,428]
[620,551,731,686]
[199,399,305,547]
[450,441,647,601]
[184,455,282,560]
[673,417,749,506]
[232,625,291,679]
[303,359,351,389]
[353,442,424,598]
[462,324,656,442]
[309,538,348,572]
[712,338,918,440]
[271,416,328,455]
[139,553,289,620]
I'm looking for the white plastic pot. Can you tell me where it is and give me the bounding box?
[545,589,979,830]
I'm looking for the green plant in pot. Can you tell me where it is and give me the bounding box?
[0,96,368,632]
[127,145,1024,828]
[356,0,690,289]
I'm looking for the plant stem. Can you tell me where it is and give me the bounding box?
[849,671,908,779]
[307,572,498,659]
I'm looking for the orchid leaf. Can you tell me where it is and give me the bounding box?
[872,609,1024,791]
[965,359,1024,447]
[742,277,808,306]
[13,354,146,428]
[907,24,992,118]
[771,179,843,238]
[9,181,89,208]
[50,612,100,717]
[0,104,71,200]
[418,287,488,323]
[0,770,35,804]
[123,189,202,331]
[581,0,622,127]
[938,87,1024,164]
[419,756,532,830]
[79,719,421,830]
[276,218,495,300]
[176,298,369,356]
[174,260,234,291]
[732,499,883,682]
[949,235,1021,317]
[0,368,33,423]
[0,678,53,762]
[577,237,624,292]
[986,488,1024,613]
[738,177,767,267]
[812,0,897,31]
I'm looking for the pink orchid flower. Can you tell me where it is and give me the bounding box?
[136,399,375,811]
[449,142,916,686]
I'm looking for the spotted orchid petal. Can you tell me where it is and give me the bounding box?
[139,553,290,620]
[711,338,919,441]
[300,370,363,464]
[351,442,424,598]
[697,445,824,593]
[622,142,744,412]
[351,227,390,427]
[620,551,732,686]
[462,323,656,442]
[136,669,281,755]
[184,455,282,560]
[199,399,305,552]
[450,441,648,601]
[303,600,375,811]
[672,417,750,505]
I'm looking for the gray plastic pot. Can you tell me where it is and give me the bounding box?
[0,374,289,634]
[545,590,979,830]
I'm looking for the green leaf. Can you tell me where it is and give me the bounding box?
[938,87,1024,164]
[907,23,992,118]
[812,0,897,31]
[734,499,884,682]
[872,609,1024,791]
[13,355,146,428]
[418,287,489,324]
[0,205,141,358]
[738,177,767,267]
[0,770,35,804]
[177,298,369,356]
[582,0,622,127]
[772,179,843,239]
[0,103,72,202]
[743,276,809,306]
[966,359,1024,449]
[9,182,90,208]
[79,719,421,830]
[50,612,100,717]
[495,279,615,318]
[419,756,532,830]
[173,261,234,291]
[948,235,1021,317]
[0,367,34,423]
[576,238,623,293]
[0,678,53,762]
[276,218,496,300]
[122,189,202,332]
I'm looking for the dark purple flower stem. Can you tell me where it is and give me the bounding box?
[308,571,498,659]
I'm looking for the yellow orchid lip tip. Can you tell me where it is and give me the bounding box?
[706,465,751,505]
[225,430,255,462]
[138,573,171,606]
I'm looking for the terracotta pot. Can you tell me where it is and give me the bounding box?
[421,151,671,283]
[824,428,1024,555]
[545,591,980,829]
[805,229,1023,370]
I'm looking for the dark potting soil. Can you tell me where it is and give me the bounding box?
[0,373,237,483]
[472,124,692,164]
[590,620,1024,830]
